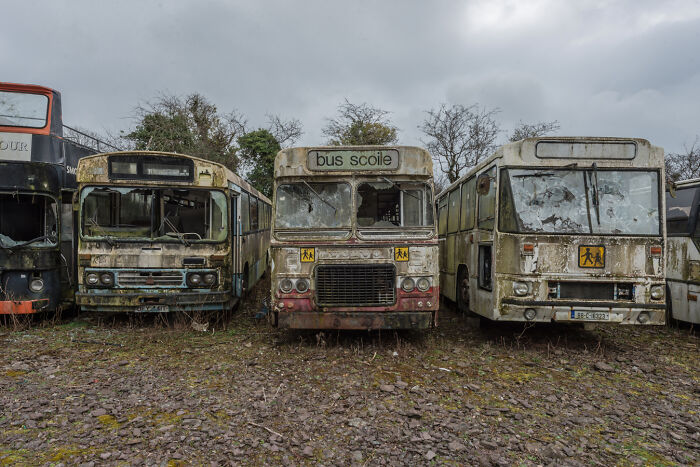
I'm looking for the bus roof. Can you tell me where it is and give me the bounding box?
[274,146,433,178]
[77,151,270,204]
[0,82,57,95]
[438,136,664,199]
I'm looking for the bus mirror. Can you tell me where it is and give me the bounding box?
[476,174,491,195]
[668,180,677,198]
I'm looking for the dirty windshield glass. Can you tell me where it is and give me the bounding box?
[0,91,49,128]
[0,193,57,247]
[81,187,227,242]
[501,169,659,235]
[356,181,433,227]
[275,182,351,229]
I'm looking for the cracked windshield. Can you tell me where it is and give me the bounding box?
[81,187,227,242]
[501,169,659,235]
[0,193,57,247]
[274,182,351,229]
[356,181,433,227]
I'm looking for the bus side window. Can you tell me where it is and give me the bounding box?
[438,197,448,236]
[477,167,497,230]
[447,188,460,234]
[460,178,475,231]
[478,245,492,290]
[250,196,259,231]
[241,192,250,233]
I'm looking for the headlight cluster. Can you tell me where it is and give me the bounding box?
[85,272,114,288]
[513,281,529,296]
[278,278,310,294]
[187,272,217,288]
[401,277,431,293]
[650,285,664,300]
[29,277,45,292]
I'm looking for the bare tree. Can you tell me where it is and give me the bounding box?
[419,103,500,183]
[666,137,700,182]
[266,114,303,148]
[322,99,398,146]
[508,120,560,142]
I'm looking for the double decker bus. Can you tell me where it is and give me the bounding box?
[666,178,700,324]
[270,146,438,330]
[437,137,666,325]
[75,151,270,313]
[0,82,111,314]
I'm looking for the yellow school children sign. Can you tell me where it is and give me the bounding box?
[300,248,315,262]
[394,247,409,262]
[578,245,605,268]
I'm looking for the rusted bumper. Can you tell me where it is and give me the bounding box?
[0,299,49,314]
[500,298,666,324]
[75,291,233,312]
[276,311,435,330]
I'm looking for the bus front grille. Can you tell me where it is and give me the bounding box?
[117,270,184,288]
[315,264,396,307]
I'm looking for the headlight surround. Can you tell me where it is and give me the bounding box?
[650,285,664,300]
[86,272,100,286]
[279,278,294,294]
[187,273,203,287]
[401,277,415,293]
[100,272,114,286]
[416,277,431,292]
[295,279,309,293]
[513,281,529,296]
[29,278,44,293]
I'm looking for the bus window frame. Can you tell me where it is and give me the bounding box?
[667,186,700,237]
[437,196,448,236]
[477,166,497,231]
[447,187,461,234]
[459,177,476,231]
[0,90,51,132]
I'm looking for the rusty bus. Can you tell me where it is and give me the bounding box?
[666,177,700,324]
[437,137,666,325]
[0,82,112,315]
[270,146,439,330]
[75,151,271,313]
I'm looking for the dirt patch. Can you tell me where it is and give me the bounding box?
[1,278,698,465]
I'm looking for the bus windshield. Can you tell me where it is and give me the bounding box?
[356,181,433,228]
[0,91,49,128]
[501,168,660,235]
[81,187,228,243]
[0,193,57,248]
[275,182,352,229]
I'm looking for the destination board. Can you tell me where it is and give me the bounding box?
[308,149,399,171]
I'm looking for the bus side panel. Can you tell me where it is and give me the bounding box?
[667,236,700,324]
[443,234,457,302]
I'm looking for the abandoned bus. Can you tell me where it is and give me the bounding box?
[666,178,700,324]
[270,146,438,329]
[75,151,271,313]
[0,82,109,314]
[437,137,666,325]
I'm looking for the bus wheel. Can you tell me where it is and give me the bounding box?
[457,267,469,314]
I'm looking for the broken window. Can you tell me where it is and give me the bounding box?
[0,193,57,247]
[275,182,351,229]
[356,181,433,228]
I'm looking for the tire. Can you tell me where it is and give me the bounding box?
[456,267,469,314]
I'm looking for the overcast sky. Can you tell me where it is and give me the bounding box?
[3,0,700,163]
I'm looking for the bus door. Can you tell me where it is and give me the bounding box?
[475,167,497,314]
[59,189,75,293]
[230,193,240,297]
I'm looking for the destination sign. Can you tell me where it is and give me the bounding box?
[308,149,399,171]
[0,132,32,162]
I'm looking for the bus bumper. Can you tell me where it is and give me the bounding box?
[0,299,50,314]
[275,310,435,330]
[500,299,666,325]
[75,291,233,312]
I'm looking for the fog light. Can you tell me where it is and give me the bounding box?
[29,278,44,293]
[427,301,432,307]
[513,281,529,296]
[401,278,415,292]
[417,301,423,308]
[637,311,650,324]
[524,308,537,321]
[416,277,430,292]
[650,285,664,300]
[86,273,99,286]
[279,278,293,294]
[295,279,309,293]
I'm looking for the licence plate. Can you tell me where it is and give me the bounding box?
[570,310,609,321]
[134,305,169,313]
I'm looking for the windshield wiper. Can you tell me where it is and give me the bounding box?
[162,216,191,247]
[87,218,116,246]
[513,171,555,178]
[590,163,600,226]
[302,180,338,213]
[381,177,421,201]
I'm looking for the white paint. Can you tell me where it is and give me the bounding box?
[0,132,32,161]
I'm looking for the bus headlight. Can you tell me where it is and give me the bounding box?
[279,278,294,294]
[86,273,100,286]
[416,277,431,292]
[100,272,114,286]
[203,273,217,286]
[187,273,202,287]
[295,279,309,293]
[650,285,664,300]
[513,281,529,296]
[401,278,415,293]
[29,278,45,292]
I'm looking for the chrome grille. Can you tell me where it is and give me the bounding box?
[316,264,395,307]
[117,270,184,287]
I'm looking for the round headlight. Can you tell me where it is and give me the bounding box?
[524,308,537,321]
[513,281,529,296]
[401,277,415,293]
[203,273,216,285]
[650,285,664,300]
[29,278,44,292]
[100,273,113,286]
[416,277,430,292]
[295,279,309,293]
[279,278,293,294]
[188,273,202,286]
[86,273,99,286]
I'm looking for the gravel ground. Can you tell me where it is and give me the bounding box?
[1,278,698,466]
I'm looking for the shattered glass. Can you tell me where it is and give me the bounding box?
[275,182,351,229]
[0,193,57,247]
[356,181,433,228]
